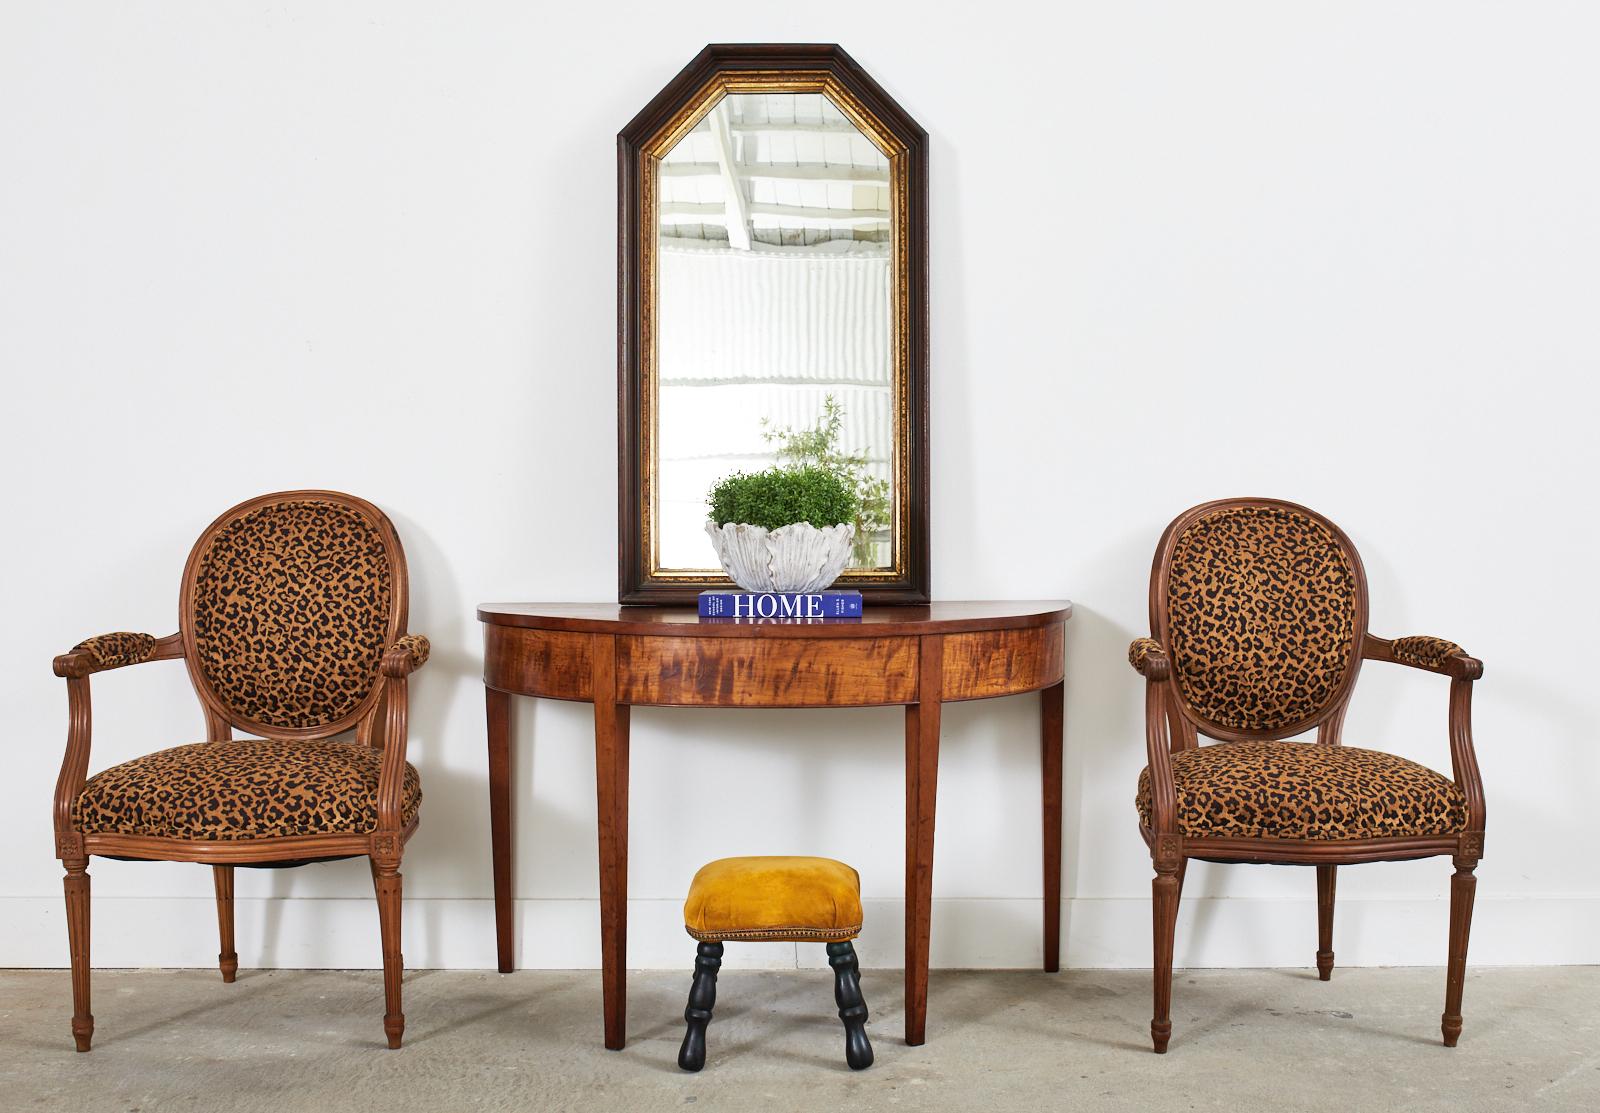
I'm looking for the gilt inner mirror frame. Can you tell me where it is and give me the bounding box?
[619,44,929,604]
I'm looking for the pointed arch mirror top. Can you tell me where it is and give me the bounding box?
[619,45,929,604]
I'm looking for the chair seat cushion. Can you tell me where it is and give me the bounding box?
[1136,741,1467,841]
[684,856,863,942]
[72,739,421,842]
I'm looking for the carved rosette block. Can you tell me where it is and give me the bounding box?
[56,832,85,860]
[1153,834,1183,872]
[372,833,401,858]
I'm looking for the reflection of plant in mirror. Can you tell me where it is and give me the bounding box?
[762,394,891,566]
[707,465,859,532]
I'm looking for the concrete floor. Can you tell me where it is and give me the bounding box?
[1,967,1595,1112]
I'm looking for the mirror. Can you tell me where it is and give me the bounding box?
[657,93,893,572]
[619,45,929,603]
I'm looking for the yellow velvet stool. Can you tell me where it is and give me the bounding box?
[678,856,873,1071]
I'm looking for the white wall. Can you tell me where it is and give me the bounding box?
[3,2,1597,973]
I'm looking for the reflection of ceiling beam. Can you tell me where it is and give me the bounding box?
[707,102,752,251]
[661,201,729,218]
[749,203,889,225]
[732,121,861,136]
[690,120,861,137]
[661,201,889,227]
[661,162,889,185]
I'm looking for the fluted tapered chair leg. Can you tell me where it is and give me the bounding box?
[1316,865,1336,981]
[1442,864,1477,1047]
[63,860,93,1052]
[372,861,405,1049]
[678,941,723,1071]
[1151,866,1180,1053]
[213,865,239,983]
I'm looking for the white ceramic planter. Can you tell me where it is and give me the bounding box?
[705,521,855,593]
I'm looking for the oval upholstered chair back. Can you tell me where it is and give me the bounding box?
[1148,498,1370,742]
[178,490,408,738]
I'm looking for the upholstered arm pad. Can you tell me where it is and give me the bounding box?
[1392,636,1464,669]
[54,632,159,678]
[381,633,431,677]
[1370,634,1482,680]
[1128,637,1170,680]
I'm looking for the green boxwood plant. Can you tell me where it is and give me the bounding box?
[762,394,891,565]
[707,465,859,532]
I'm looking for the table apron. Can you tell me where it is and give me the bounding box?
[482,622,1065,707]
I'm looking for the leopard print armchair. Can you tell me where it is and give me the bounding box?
[51,490,428,1053]
[1130,497,1484,1054]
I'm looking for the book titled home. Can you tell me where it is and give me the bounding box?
[698,589,863,619]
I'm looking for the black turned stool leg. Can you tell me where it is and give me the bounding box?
[827,940,873,1070]
[678,940,723,1071]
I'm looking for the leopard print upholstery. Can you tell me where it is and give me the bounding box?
[1128,638,1166,676]
[1392,636,1464,670]
[189,499,394,730]
[72,632,156,672]
[72,739,421,841]
[1136,741,1466,840]
[1165,506,1359,733]
[387,634,430,672]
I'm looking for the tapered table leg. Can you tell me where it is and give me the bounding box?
[1041,680,1064,972]
[904,635,943,1046]
[486,686,515,973]
[592,635,631,1050]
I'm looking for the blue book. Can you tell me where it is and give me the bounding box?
[698,589,862,619]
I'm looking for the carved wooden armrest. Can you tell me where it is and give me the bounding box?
[53,632,182,856]
[373,635,428,838]
[1128,637,1170,681]
[1364,634,1486,837]
[54,632,180,678]
[1365,634,1482,680]
[381,634,430,677]
[1128,637,1181,835]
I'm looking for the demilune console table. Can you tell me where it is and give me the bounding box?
[478,601,1072,1049]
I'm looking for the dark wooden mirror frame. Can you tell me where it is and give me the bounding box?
[618,43,930,605]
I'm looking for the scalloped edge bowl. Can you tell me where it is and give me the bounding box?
[705,521,855,593]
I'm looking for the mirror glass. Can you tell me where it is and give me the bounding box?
[654,92,895,574]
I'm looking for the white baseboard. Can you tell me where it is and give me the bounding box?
[5,895,1597,970]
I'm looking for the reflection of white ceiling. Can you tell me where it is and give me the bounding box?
[658,248,890,386]
[660,93,890,248]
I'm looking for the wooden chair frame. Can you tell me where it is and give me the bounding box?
[52,490,428,1051]
[1133,497,1485,1052]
